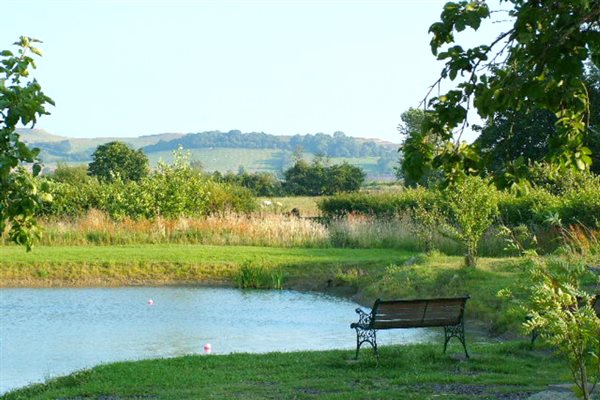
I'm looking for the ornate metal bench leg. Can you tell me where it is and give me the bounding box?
[354,329,361,359]
[372,330,379,362]
[354,328,377,360]
[443,323,469,358]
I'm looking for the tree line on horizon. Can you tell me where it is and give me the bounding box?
[143,130,396,158]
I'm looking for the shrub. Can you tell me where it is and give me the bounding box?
[40,154,256,219]
[318,188,437,219]
[206,182,257,215]
[522,257,600,400]
[438,176,499,267]
[497,188,560,226]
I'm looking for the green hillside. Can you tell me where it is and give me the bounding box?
[18,129,398,179]
[148,148,383,176]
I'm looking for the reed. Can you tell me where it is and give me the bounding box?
[4,209,577,257]
[29,209,330,248]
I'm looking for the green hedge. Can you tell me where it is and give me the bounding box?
[319,186,600,229]
[40,174,257,219]
[318,188,438,218]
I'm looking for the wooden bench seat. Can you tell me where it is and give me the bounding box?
[351,296,470,360]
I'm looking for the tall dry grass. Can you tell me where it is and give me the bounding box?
[326,213,506,255]
[7,209,511,256]
[31,209,330,247]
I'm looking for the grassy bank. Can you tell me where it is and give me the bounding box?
[1,341,568,400]
[0,245,413,288]
[1,245,530,334]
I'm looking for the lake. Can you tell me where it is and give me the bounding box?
[0,287,434,393]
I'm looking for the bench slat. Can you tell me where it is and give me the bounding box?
[374,318,459,329]
[371,297,467,328]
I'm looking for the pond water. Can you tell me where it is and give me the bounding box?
[0,287,435,393]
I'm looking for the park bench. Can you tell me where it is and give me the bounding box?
[350,295,470,360]
[530,294,600,346]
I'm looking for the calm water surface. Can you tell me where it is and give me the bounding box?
[0,287,434,393]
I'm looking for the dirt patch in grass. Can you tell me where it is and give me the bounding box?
[409,383,536,399]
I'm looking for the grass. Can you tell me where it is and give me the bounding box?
[147,148,286,172]
[258,196,322,217]
[1,341,570,400]
[146,148,387,177]
[33,211,331,247]
[17,210,506,257]
[0,244,414,288]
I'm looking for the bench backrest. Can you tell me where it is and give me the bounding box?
[371,296,469,330]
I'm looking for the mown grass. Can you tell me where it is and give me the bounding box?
[0,244,414,288]
[1,341,569,400]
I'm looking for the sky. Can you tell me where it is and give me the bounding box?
[4,0,507,143]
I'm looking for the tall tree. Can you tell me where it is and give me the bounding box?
[88,141,149,182]
[406,0,600,183]
[474,64,600,178]
[397,107,440,186]
[0,37,54,250]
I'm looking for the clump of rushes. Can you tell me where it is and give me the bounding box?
[235,260,284,290]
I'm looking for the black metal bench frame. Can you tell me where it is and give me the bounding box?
[350,296,470,360]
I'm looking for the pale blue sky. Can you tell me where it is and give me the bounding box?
[4,0,505,142]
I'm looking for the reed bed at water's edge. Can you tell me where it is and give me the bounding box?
[2,209,508,257]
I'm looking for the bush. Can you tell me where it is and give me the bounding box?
[521,257,600,400]
[318,188,437,219]
[40,179,99,217]
[40,152,257,219]
[559,179,600,228]
[438,176,499,267]
[497,188,560,226]
[206,182,257,215]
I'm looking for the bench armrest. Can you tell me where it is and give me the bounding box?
[351,308,372,328]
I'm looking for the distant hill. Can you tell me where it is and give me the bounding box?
[18,129,186,163]
[18,129,400,180]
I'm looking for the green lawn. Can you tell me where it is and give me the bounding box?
[0,244,411,265]
[0,244,414,288]
[1,341,568,400]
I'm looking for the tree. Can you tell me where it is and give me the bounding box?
[50,163,91,185]
[326,162,366,193]
[88,141,149,182]
[474,64,600,179]
[438,176,499,267]
[283,159,326,196]
[397,108,440,186]
[406,0,600,183]
[0,37,54,250]
[283,159,365,195]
